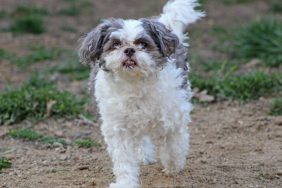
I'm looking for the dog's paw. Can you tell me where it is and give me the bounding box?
[109,179,140,188]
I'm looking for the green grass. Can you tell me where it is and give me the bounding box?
[0,157,12,173]
[234,18,282,67]
[48,51,89,81]
[0,48,12,60]
[0,10,8,19]
[270,1,282,13]
[221,0,254,4]
[12,5,48,16]
[10,15,45,34]
[201,60,239,73]
[198,0,253,5]
[59,5,81,16]
[12,46,62,67]
[191,71,282,101]
[9,5,48,34]
[8,128,42,141]
[8,128,66,145]
[270,98,282,116]
[0,76,85,125]
[60,25,77,33]
[75,139,100,148]
[58,0,93,16]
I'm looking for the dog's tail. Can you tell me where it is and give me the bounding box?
[158,0,204,42]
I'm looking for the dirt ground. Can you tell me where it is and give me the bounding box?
[0,0,282,187]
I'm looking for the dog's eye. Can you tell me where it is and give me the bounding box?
[139,41,148,49]
[112,40,121,48]
[135,39,150,49]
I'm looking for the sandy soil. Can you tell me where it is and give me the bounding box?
[0,0,282,187]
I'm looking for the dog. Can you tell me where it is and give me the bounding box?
[78,0,204,187]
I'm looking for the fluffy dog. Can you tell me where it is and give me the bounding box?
[78,0,204,187]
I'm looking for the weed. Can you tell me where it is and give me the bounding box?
[8,128,67,145]
[60,25,77,33]
[270,98,282,116]
[221,0,254,4]
[59,5,80,16]
[0,157,12,172]
[40,136,67,145]
[234,18,282,67]
[0,48,12,60]
[270,1,282,13]
[12,46,62,67]
[257,172,278,180]
[75,139,100,148]
[59,0,93,16]
[8,128,42,141]
[48,51,89,81]
[0,11,8,19]
[191,71,282,101]
[201,60,238,73]
[9,5,48,34]
[0,76,85,125]
[12,5,48,16]
[10,14,45,34]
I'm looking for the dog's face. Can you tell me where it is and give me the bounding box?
[79,19,179,78]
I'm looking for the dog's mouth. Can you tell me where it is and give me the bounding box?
[122,59,138,69]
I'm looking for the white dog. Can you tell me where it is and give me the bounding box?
[79,0,204,187]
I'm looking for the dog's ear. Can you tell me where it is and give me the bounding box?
[78,19,123,65]
[141,19,179,57]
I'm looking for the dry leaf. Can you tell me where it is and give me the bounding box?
[46,100,57,117]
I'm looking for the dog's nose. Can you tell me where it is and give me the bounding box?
[124,48,135,57]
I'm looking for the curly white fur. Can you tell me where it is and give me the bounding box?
[159,0,205,42]
[95,62,192,188]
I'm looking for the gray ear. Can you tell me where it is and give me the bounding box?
[141,19,179,57]
[78,19,123,65]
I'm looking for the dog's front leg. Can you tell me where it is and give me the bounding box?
[102,126,140,188]
[159,126,189,175]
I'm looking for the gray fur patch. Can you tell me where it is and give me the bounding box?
[141,19,189,89]
[78,18,123,65]
[141,19,179,57]
[172,44,189,89]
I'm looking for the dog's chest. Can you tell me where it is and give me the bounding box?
[95,65,191,133]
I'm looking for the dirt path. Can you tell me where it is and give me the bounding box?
[1,100,281,188]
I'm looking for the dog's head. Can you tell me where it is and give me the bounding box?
[79,18,179,78]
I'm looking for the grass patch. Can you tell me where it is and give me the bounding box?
[9,5,48,34]
[234,18,282,67]
[59,0,93,16]
[0,76,85,125]
[12,5,48,16]
[270,1,282,13]
[201,60,238,73]
[221,0,254,4]
[270,98,282,116]
[8,128,42,141]
[8,128,66,145]
[75,139,100,148]
[191,71,282,101]
[48,51,89,81]
[0,157,12,173]
[0,10,8,19]
[0,48,12,60]
[60,25,77,33]
[12,46,62,67]
[10,14,45,34]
